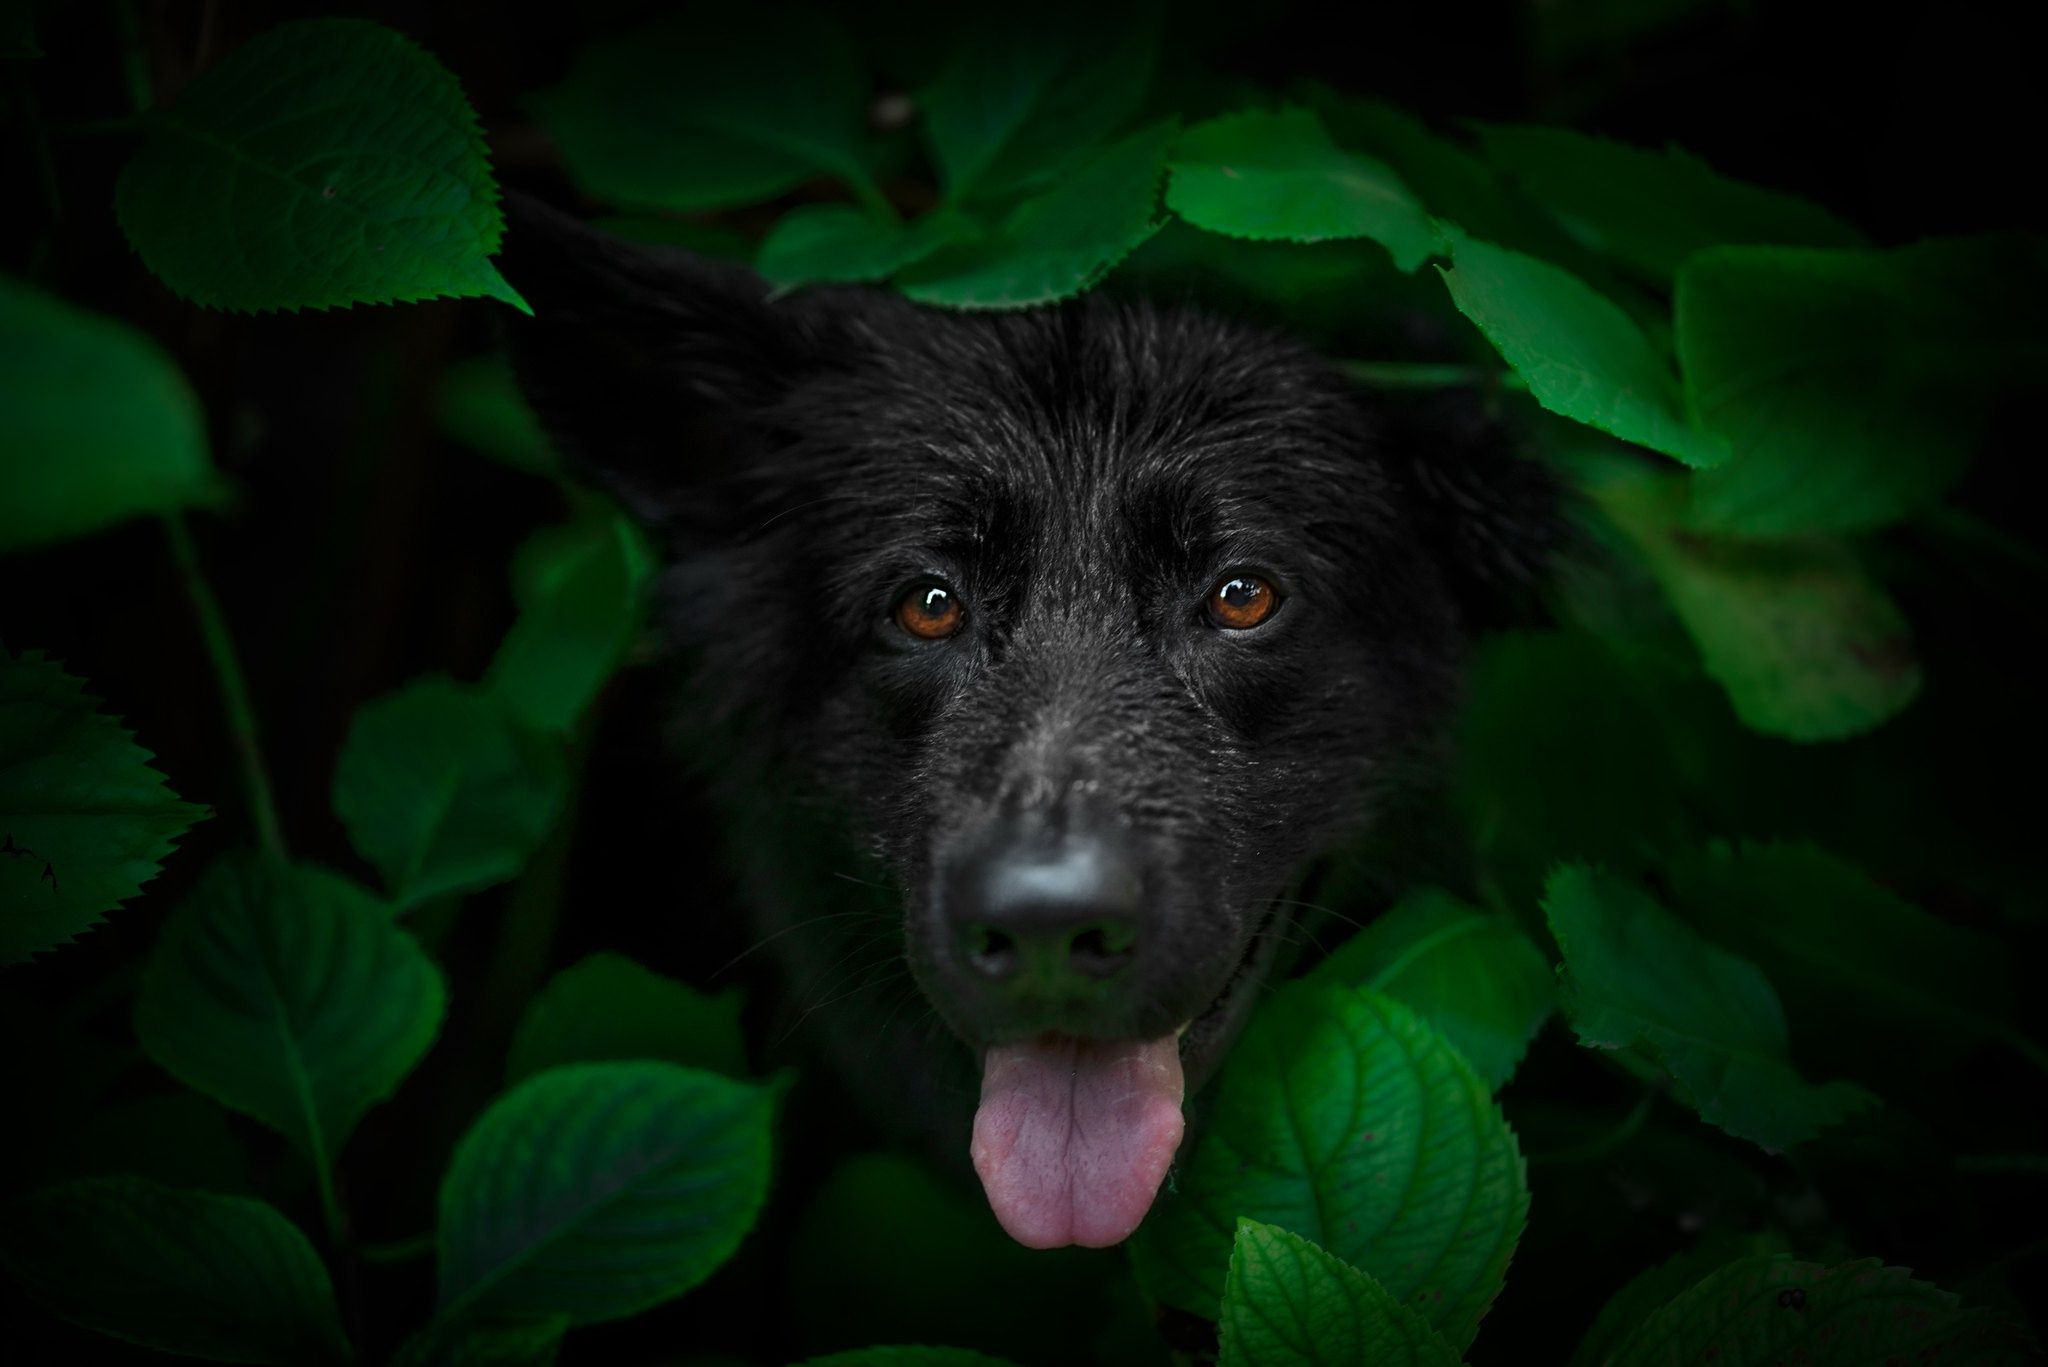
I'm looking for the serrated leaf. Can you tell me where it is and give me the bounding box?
[921,2,1157,203]
[801,1350,1022,1367]
[1297,89,1524,246]
[1543,865,1874,1150]
[533,6,872,213]
[0,1176,349,1365]
[1166,108,1436,269]
[507,952,747,1083]
[435,1061,775,1328]
[1439,234,1726,467]
[1569,1232,1791,1367]
[0,276,226,550]
[115,18,524,313]
[1306,887,1553,1091]
[899,121,1173,308]
[1222,1221,1462,1367]
[332,676,567,909]
[1132,987,1526,1354]
[486,514,652,733]
[437,353,557,477]
[0,650,205,964]
[1608,1255,2037,1366]
[134,853,446,1169]
[758,205,976,289]
[1470,124,1863,286]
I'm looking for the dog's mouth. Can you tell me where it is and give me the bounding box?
[966,907,1283,1249]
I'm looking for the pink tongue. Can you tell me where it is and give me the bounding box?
[971,1033,1187,1249]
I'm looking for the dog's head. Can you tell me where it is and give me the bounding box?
[505,200,1552,1248]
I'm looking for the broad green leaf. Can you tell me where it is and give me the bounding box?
[758,205,976,289]
[435,1061,775,1328]
[1569,1232,1791,1367]
[115,18,524,312]
[134,854,446,1169]
[1439,235,1726,467]
[507,952,747,1083]
[0,650,205,964]
[1543,865,1874,1150]
[393,1314,568,1367]
[1298,88,1525,245]
[1166,108,1436,270]
[332,676,567,908]
[1306,887,1553,1090]
[437,353,556,476]
[0,1176,348,1365]
[1609,1255,2036,1366]
[1132,987,1526,1353]
[921,3,1157,202]
[1221,1221,1461,1367]
[899,121,1173,309]
[801,1350,1021,1367]
[486,514,652,732]
[1470,124,1862,285]
[532,6,872,212]
[0,277,225,550]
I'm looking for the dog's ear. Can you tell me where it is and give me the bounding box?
[498,195,828,535]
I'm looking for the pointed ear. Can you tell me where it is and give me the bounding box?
[497,194,820,534]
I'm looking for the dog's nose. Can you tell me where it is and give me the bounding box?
[952,834,1142,989]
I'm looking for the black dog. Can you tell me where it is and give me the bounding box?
[504,199,1552,1249]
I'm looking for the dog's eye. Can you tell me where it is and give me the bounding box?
[1206,573,1280,630]
[895,583,965,640]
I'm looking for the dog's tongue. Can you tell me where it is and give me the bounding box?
[971,1033,1186,1249]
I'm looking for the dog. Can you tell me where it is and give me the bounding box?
[503,197,1554,1249]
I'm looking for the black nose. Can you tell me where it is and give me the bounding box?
[951,833,1142,990]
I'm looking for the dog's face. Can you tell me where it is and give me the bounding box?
[507,201,1547,1249]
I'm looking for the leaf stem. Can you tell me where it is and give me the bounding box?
[161,514,287,863]
[113,0,154,115]
[359,1230,436,1263]
[844,168,899,222]
[1339,360,1528,391]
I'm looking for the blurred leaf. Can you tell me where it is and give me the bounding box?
[394,1315,568,1367]
[115,18,524,313]
[1568,1232,1791,1367]
[759,205,976,288]
[0,1176,348,1365]
[1607,1255,2037,1366]
[486,514,652,733]
[135,854,446,1168]
[533,5,873,213]
[1543,865,1874,1150]
[921,2,1157,202]
[1,0,39,58]
[1133,987,1526,1353]
[1439,234,1726,467]
[0,649,205,964]
[1298,88,1524,245]
[1221,1220,1462,1367]
[801,1350,1022,1367]
[434,1061,775,1328]
[507,952,747,1083]
[1470,125,1862,285]
[1306,887,1553,1090]
[331,677,567,909]
[437,353,556,477]
[1166,108,1435,270]
[0,277,225,550]
[899,121,1173,308]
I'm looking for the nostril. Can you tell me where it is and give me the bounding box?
[1067,922,1136,979]
[965,925,1018,979]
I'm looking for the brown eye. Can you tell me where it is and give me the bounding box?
[1206,573,1279,630]
[895,583,965,640]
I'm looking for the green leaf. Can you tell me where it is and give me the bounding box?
[1543,865,1874,1150]
[486,514,652,733]
[0,277,226,550]
[1221,1221,1462,1367]
[532,6,872,213]
[331,676,567,909]
[436,353,557,477]
[114,18,524,313]
[758,206,976,289]
[1608,1255,2036,1366]
[899,121,1173,309]
[394,1314,568,1367]
[1166,108,1436,270]
[1132,987,1526,1353]
[800,1350,1022,1367]
[507,952,747,1083]
[1305,888,1553,1091]
[134,854,447,1169]
[1568,1232,1791,1367]
[1296,88,1525,246]
[0,650,205,964]
[1438,234,1726,467]
[435,1061,775,1328]
[0,1176,348,1365]
[1470,124,1863,285]
[921,3,1157,202]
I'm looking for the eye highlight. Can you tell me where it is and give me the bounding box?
[894,582,965,640]
[1205,573,1280,630]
